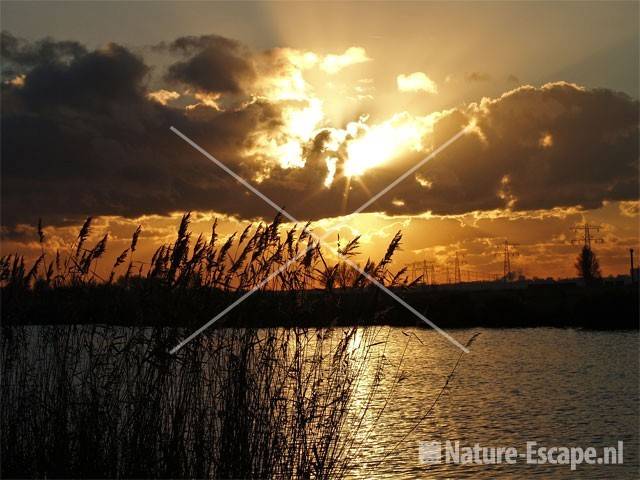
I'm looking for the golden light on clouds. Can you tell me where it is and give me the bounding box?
[539,132,553,148]
[396,72,438,94]
[2,5,638,282]
[7,74,26,87]
[342,112,436,177]
[234,45,448,182]
[464,117,487,144]
[243,46,380,172]
[147,89,180,105]
[245,97,325,170]
[415,174,433,189]
[619,200,639,217]
[285,98,324,138]
[498,174,517,209]
[188,92,222,110]
[324,157,338,187]
[319,46,371,74]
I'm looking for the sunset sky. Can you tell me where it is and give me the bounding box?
[1,1,638,279]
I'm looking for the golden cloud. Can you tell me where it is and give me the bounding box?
[147,89,180,105]
[396,72,438,94]
[319,47,371,74]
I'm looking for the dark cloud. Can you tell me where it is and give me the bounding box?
[162,34,255,95]
[1,31,86,73]
[258,82,639,220]
[18,44,149,112]
[161,34,240,54]
[1,33,638,228]
[0,33,283,226]
[378,82,639,217]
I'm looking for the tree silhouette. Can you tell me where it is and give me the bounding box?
[575,245,601,284]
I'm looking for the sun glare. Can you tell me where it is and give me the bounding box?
[244,47,441,185]
[285,98,324,139]
[324,156,338,187]
[343,113,432,177]
[277,140,305,168]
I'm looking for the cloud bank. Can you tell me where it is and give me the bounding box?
[1,32,638,227]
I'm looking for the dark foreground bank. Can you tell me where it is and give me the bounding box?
[2,282,637,330]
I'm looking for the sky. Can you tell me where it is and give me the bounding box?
[1,1,638,280]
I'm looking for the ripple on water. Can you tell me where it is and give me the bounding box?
[344,328,639,480]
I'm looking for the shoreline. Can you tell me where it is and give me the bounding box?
[3,283,638,330]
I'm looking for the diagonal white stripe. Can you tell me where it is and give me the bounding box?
[169,239,317,354]
[169,125,469,353]
[350,127,470,216]
[323,246,469,353]
[170,127,299,225]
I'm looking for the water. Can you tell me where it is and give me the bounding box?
[345,327,639,479]
[3,325,638,478]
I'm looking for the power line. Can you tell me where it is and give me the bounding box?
[405,255,500,285]
[497,240,519,282]
[572,223,603,249]
[450,252,465,284]
[404,260,435,285]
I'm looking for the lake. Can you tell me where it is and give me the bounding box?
[344,327,639,479]
[2,325,638,478]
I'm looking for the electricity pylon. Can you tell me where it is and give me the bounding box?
[451,252,466,283]
[404,260,435,284]
[572,224,603,249]
[498,240,519,282]
[442,253,466,284]
[423,261,436,285]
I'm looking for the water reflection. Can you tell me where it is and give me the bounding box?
[3,325,637,478]
[342,328,639,479]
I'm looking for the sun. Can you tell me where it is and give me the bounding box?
[343,113,431,178]
[247,53,439,185]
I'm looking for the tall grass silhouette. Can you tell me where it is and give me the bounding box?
[1,213,411,291]
[1,213,420,478]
